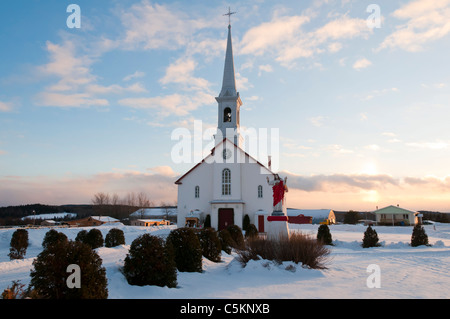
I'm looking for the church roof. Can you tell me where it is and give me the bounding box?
[174,138,276,185]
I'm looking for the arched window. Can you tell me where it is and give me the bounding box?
[258,185,263,198]
[222,168,231,195]
[224,107,232,122]
[195,186,200,198]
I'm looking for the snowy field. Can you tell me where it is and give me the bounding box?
[0,223,449,299]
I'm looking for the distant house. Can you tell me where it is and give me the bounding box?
[66,216,120,227]
[131,219,171,227]
[373,205,419,226]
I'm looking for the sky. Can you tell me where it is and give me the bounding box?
[1,0,450,212]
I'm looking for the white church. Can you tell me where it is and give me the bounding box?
[175,19,285,232]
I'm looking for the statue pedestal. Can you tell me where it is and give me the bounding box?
[267,214,290,240]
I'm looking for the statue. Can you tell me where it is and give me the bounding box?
[267,175,288,216]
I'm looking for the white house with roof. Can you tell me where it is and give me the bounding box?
[373,205,420,226]
[175,21,281,231]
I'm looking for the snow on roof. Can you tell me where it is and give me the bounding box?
[130,207,178,217]
[91,216,120,223]
[21,212,77,220]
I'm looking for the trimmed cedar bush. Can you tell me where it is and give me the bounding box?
[75,229,88,243]
[243,214,251,232]
[204,214,211,228]
[29,240,108,299]
[218,229,233,254]
[105,228,125,247]
[411,224,429,247]
[245,224,258,239]
[197,228,221,262]
[84,228,104,249]
[166,227,202,272]
[226,224,245,249]
[122,234,177,288]
[42,229,68,249]
[9,229,29,260]
[362,225,380,248]
[237,233,330,269]
[316,224,333,245]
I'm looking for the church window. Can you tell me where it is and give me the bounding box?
[222,168,231,195]
[195,186,200,198]
[224,107,232,122]
[257,185,263,198]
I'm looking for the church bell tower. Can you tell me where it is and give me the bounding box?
[215,14,243,147]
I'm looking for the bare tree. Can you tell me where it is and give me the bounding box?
[92,192,110,206]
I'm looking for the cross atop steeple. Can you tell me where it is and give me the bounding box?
[223,7,236,26]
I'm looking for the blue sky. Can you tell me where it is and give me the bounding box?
[1,0,450,211]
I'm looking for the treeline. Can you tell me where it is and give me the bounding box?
[0,204,90,227]
[0,192,176,226]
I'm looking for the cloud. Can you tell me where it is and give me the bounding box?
[35,92,108,108]
[119,0,214,51]
[326,144,354,155]
[239,13,371,65]
[406,140,450,150]
[34,40,146,108]
[240,15,311,57]
[123,71,145,82]
[0,101,13,112]
[258,64,273,76]
[403,175,450,190]
[0,169,178,206]
[365,144,381,151]
[118,91,214,117]
[360,87,399,101]
[378,0,450,52]
[159,57,211,91]
[352,58,372,70]
[283,171,399,192]
[147,166,177,177]
[309,116,326,127]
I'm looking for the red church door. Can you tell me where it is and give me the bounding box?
[258,215,265,232]
[218,208,234,230]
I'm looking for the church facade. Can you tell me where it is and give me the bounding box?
[175,22,278,231]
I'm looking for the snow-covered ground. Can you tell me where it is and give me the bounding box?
[0,223,449,299]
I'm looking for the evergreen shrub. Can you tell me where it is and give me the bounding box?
[29,240,108,299]
[122,234,177,288]
[411,224,429,247]
[316,224,333,245]
[105,228,125,247]
[362,225,380,248]
[226,224,244,249]
[197,227,221,262]
[9,229,29,260]
[166,227,202,272]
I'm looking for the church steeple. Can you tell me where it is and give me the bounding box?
[216,10,243,147]
[219,24,237,98]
